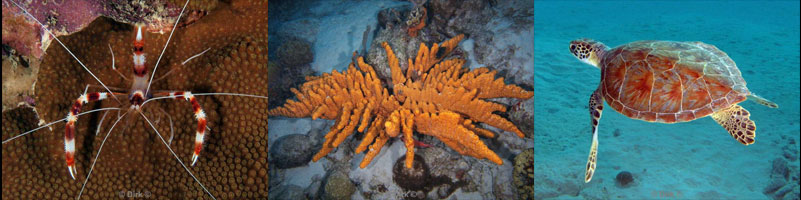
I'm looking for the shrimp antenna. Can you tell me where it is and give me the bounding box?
[77,110,130,200]
[146,0,191,94]
[139,111,216,200]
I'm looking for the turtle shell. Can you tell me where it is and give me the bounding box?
[600,41,750,123]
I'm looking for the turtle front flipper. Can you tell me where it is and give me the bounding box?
[585,88,604,183]
[711,105,756,145]
[747,94,778,108]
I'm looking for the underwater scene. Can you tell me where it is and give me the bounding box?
[5,0,799,199]
[534,1,800,199]
[2,0,268,199]
[268,0,533,199]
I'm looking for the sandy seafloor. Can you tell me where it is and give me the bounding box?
[534,1,800,199]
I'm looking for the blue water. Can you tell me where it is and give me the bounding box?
[534,1,800,199]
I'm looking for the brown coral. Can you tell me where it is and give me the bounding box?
[269,34,533,169]
[2,0,267,199]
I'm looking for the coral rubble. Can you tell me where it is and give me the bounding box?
[269,34,533,169]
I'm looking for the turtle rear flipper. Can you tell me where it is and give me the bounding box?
[585,88,603,183]
[747,94,778,108]
[711,105,756,145]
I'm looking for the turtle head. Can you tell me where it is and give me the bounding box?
[570,38,608,68]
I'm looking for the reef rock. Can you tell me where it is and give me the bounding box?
[1,0,213,59]
[368,9,427,84]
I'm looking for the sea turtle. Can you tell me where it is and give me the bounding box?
[569,38,778,183]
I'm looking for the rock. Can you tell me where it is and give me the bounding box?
[270,18,320,46]
[367,15,425,84]
[509,98,534,138]
[429,0,533,87]
[772,158,790,180]
[268,36,315,109]
[786,186,800,200]
[393,154,430,191]
[267,55,315,108]
[392,153,465,199]
[2,0,193,59]
[428,0,491,37]
[775,186,794,200]
[513,148,534,199]
[782,145,799,161]
[615,171,634,188]
[270,134,318,169]
[305,174,324,200]
[323,171,356,200]
[1,47,39,112]
[763,158,800,200]
[269,184,307,200]
[377,5,408,30]
[347,142,408,199]
[765,178,786,194]
[276,37,314,67]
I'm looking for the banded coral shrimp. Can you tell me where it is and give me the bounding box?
[2,0,269,199]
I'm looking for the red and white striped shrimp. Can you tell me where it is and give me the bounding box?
[2,0,268,199]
